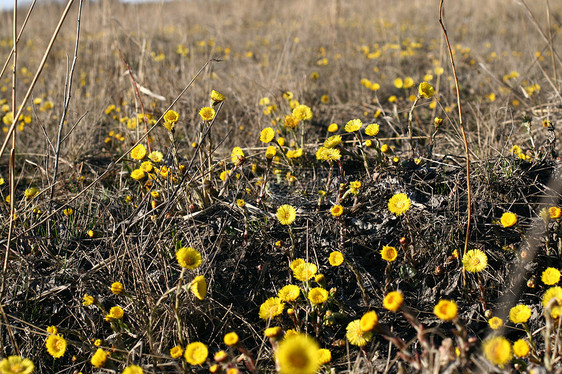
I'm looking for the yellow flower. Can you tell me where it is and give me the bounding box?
[328,251,344,266]
[130,144,147,160]
[542,286,562,308]
[122,365,143,374]
[434,300,458,321]
[403,77,414,88]
[82,294,95,306]
[549,206,561,219]
[94,339,102,346]
[542,267,561,285]
[380,245,398,262]
[320,95,330,104]
[393,78,403,89]
[292,104,313,121]
[210,90,225,104]
[176,247,202,269]
[380,143,390,153]
[512,339,530,358]
[317,348,331,365]
[277,204,296,225]
[276,334,320,374]
[130,169,145,181]
[383,291,404,312]
[199,107,215,121]
[290,258,305,271]
[265,145,277,159]
[163,110,179,130]
[264,326,282,338]
[500,212,517,228]
[346,319,372,346]
[24,187,39,199]
[184,342,208,365]
[462,249,488,273]
[45,334,66,358]
[344,119,362,133]
[46,325,58,335]
[418,82,435,98]
[360,311,378,332]
[509,304,531,324]
[488,317,503,330]
[278,285,301,302]
[259,297,285,320]
[293,262,317,282]
[140,161,153,172]
[148,151,163,163]
[286,148,303,159]
[260,127,275,143]
[316,147,341,162]
[231,146,245,164]
[482,336,512,367]
[307,287,329,304]
[365,123,379,136]
[327,123,338,132]
[170,345,184,358]
[284,114,300,129]
[388,193,410,216]
[0,356,35,374]
[323,135,342,149]
[106,306,124,320]
[110,282,123,295]
[190,275,207,300]
[330,205,344,217]
[223,332,239,346]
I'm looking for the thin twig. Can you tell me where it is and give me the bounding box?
[439,0,472,257]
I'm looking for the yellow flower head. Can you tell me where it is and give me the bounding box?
[360,311,378,332]
[380,245,398,262]
[434,299,458,321]
[365,123,379,136]
[46,334,67,358]
[346,319,372,347]
[278,285,301,302]
[91,348,107,368]
[488,317,503,330]
[328,123,338,132]
[176,247,202,269]
[393,78,403,89]
[110,282,123,295]
[316,147,341,162]
[260,127,275,143]
[163,110,179,127]
[513,339,530,358]
[148,151,163,163]
[284,114,300,129]
[130,144,147,160]
[462,249,487,273]
[500,212,517,228]
[383,291,404,312]
[231,146,245,164]
[328,251,344,267]
[140,161,153,172]
[542,267,561,285]
[290,258,305,271]
[549,206,561,219]
[190,275,207,300]
[293,262,317,282]
[330,205,344,217]
[264,326,282,338]
[224,332,239,346]
[170,345,184,358]
[0,356,35,374]
[292,104,313,121]
[324,135,342,149]
[509,304,531,324]
[317,348,331,365]
[184,342,208,365]
[277,205,297,225]
[199,107,215,122]
[259,297,285,320]
[418,82,435,98]
[122,365,143,374]
[388,193,410,216]
[106,306,124,320]
[276,333,320,374]
[130,169,145,181]
[46,325,58,335]
[265,145,277,159]
[344,119,362,133]
[24,187,40,200]
[82,294,95,306]
[542,286,562,309]
[482,336,512,367]
[210,90,225,104]
[307,287,329,304]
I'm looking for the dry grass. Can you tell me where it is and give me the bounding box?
[0,0,561,373]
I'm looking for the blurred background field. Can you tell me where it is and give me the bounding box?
[0,0,561,372]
